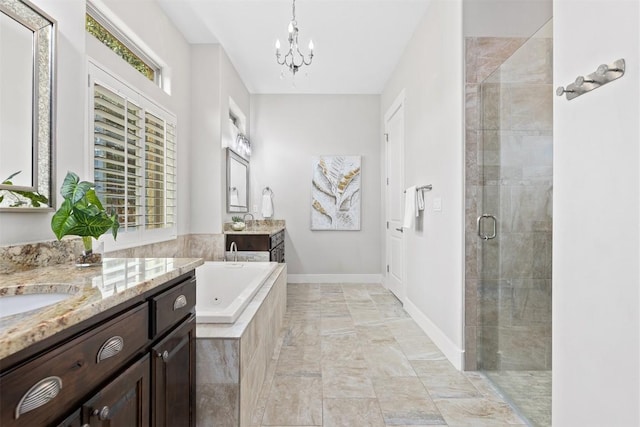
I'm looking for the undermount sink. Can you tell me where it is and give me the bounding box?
[0,286,80,318]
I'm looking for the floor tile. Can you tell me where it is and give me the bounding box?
[434,397,526,426]
[372,377,446,425]
[249,283,534,427]
[323,398,385,427]
[322,365,376,398]
[261,376,322,426]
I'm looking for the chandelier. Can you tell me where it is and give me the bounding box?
[275,0,314,76]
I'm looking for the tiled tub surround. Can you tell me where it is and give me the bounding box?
[465,33,553,371]
[0,257,203,361]
[196,264,287,427]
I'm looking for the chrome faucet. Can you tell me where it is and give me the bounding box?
[229,241,238,262]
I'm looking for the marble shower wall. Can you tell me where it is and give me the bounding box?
[465,34,553,371]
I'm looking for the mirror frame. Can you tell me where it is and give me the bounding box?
[0,0,56,212]
[226,148,249,214]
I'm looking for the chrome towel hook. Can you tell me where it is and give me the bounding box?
[557,58,625,101]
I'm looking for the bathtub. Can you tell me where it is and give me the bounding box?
[195,261,278,323]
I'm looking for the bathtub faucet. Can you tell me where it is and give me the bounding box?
[229,241,238,262]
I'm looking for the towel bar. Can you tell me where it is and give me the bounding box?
[404,184,432,193]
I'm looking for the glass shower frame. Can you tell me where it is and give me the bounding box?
[476,19,553,427]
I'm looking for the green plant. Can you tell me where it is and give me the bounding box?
[0,171,49,207]
[51,171,119,254]
[231,216,244,223]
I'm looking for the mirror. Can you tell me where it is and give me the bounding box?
[226,148,249,213]
[0,0,55,210]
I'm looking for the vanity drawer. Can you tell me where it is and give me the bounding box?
[151,277,196,338]
[0,303,149,426]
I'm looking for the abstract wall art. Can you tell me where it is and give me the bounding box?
[311,155,361,230]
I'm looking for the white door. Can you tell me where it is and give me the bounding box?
[385,92,405,301]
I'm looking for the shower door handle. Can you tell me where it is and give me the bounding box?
[477,214,497,240]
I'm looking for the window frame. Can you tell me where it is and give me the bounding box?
[88,61,177,252]
[86,1,163,88]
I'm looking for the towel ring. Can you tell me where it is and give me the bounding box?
[263,187,273,195]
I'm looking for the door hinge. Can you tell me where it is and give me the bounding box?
[386,265,389,273]
[386,221,389,229]
[386,177,389,185]
[384,133,389,142]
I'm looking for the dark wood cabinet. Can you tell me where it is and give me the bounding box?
[226,229,285,263]
[81,355,150,426]
[151,315,196,427]
[0,271,197,427]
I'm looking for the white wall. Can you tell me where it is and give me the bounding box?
[381,0,465,368]
[250,94,381,278]
[0,0,193,245]
[553,0,639,425]
[189,45,250,234]
[463,0,552,37]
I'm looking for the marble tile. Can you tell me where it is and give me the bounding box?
[341,285,373,302]
[261,376,322,426]
[385,319,429,338]
[320,316,356,336]
[434,397,526,426]
[322,365,376,398]
[323,398,385,427]
[363,342,416,377]
[410,359,457,377]
[321,333,366,367]
[419,372,482,399]
[282,319,321,347]
[196,383,239,427]
[373,377,446,425]
[355,323,396,344]
[321,302,351,318]
[275,344,321,376]
[395,335,444,361]
[196,338,239,384]
[377,303,410,320]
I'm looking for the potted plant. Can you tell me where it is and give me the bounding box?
[231,216,246,231]
[51,171,119,266]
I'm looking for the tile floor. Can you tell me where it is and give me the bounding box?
[250,283,528,427]
[486,370,551,427]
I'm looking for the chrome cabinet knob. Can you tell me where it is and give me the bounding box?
[93,405,110,420]
[158,350,169,362]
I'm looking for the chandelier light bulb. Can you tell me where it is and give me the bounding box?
[308,39,314,51]
[275,39,281,50]
[288,22,294,33]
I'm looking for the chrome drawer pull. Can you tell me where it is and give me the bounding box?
[173,295,187,310]
[15,376,62,419]
[96,336,124,363]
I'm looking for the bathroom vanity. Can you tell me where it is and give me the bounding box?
[224,220,285,263]
[0,257,203,427]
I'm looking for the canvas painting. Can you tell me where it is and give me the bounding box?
[311,155,361,230]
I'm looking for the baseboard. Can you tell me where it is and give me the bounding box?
[403,298,465,371]
[287,274,383,284]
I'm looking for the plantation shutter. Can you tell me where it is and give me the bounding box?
[91,70,177,238]
[93,83,144,230]
[144,112,176,230]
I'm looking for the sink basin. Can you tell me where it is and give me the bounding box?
[0,293,74,317]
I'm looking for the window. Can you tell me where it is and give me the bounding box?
[89,63,176,248]
[86,3,161,85]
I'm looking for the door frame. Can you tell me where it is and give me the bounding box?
[384,89,406,301]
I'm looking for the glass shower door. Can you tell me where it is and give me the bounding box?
[477,19,553,427]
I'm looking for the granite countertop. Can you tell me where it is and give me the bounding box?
[0,257,203,361]
[223,219,285,236]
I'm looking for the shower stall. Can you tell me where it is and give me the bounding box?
[467,20,553,427]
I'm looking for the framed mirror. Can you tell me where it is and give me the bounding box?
[226,148,249,213]
[0,0,55,211]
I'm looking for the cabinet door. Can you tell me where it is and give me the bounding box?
[56,409,81,427]
[151,315,195,427]
[81,355,150,427]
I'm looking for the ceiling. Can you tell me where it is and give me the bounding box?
[156,0,433,94]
